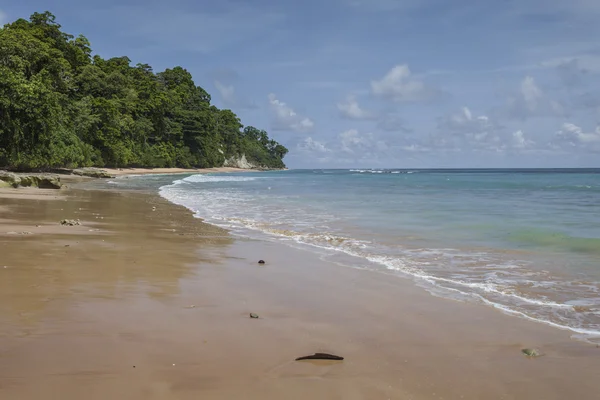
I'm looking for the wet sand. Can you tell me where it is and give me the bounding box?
[1,185,599,399]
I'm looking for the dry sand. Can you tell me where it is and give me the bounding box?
[1,184,599,399]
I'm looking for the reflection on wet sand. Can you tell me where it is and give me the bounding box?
[0,187,232,340]
[2,184,600,400]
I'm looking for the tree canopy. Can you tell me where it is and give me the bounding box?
[0,12,288,170]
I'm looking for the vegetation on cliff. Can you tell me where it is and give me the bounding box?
[0,12,288,170]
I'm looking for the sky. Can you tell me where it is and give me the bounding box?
[2,0,600,168]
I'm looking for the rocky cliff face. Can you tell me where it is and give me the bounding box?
[222,154,258,169]
[0,171,62,189]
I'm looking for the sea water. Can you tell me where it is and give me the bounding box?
[123,169,600,343]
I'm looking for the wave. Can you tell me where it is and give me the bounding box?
[158,175,600,344]
[262,227,600,341]
[180,174,260,183]
[349,169,418,174]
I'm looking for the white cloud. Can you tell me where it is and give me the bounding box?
[512,130,535,149]
[440,107,496,136]
[399,143,432,153]
[339,129,372,153]
[556,123,600,145]
[214,81,236,107]
[0,10,7,25]
[338,129,389,155]
[506,76,565,120]
[295,129,397,166]
[434,107,536,153]
[542,55,600,74]
[337,95,376,120]
[371,64,435,102]
[268,93,314,133]
[521,76,543,113]
[298,137,330,153]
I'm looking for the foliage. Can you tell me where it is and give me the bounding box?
[0,12,287,170]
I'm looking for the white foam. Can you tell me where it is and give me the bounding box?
[476,295,600,339]
[158,175,600,344]
[230,223,600,341]
[372,255,573,308]
[182,174,259,183]
[349,169,415,175]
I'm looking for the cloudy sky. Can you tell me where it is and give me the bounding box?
[2,0,600,168]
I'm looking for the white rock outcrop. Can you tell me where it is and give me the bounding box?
[222,154,257,169]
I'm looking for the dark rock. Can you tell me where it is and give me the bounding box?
[60,219,81,226]
[295,353,344,361]
[72,168,115,179]
[258,260,265,264]
[38,175,62,189]
[249,313,259,319]
[18,176,34,187]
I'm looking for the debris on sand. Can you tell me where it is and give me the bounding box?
[521,348,541,357]
[60,219,80,226]
[295,353,344,361]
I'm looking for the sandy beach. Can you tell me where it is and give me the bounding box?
[104,167,263,176]
[1,181,600,400]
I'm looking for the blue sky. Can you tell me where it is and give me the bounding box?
[2,0,600,168]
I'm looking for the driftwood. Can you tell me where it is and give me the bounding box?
[295,353,344,361]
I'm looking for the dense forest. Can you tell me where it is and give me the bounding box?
[0,12,288,170]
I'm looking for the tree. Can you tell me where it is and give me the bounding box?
[0,11,287,170]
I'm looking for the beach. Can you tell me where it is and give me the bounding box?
[1,176,600,399]
[103,167,261,176]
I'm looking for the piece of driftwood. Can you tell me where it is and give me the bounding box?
[295,353,344,361]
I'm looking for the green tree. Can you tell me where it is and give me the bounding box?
[0,11,287,170]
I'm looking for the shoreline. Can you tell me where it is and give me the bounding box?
[104,167,268,176]
[1,184,600,399]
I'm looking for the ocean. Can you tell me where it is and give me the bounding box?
[113,169,600,343]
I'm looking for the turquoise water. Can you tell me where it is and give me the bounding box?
[127,169,600,342]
